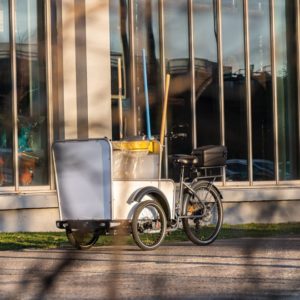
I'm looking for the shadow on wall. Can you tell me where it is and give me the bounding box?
[0,208,59,232]
[223,200,300,225]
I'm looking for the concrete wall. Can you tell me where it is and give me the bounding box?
[223,201,300,225]
[0,187,300,232]
[0,193,59,232]
[0,200,299,232]
[0,208,59,232]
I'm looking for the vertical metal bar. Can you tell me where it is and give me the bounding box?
[296,0,300,176]
[45,0,54,189]
[243,0,253,185]
[9,0,19,190]
[129,0,137,135]
[159,0,166,100]
[118,57,123,139]
[159,0,168,177]
[217,0,225,146]
[270,0,279,183]
[27,0,33,116]
[189,0,197,149]
[217,0,225,185]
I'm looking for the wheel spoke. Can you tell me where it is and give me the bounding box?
[132,200,167,250]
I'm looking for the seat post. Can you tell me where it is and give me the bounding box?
[177,164,186,211]
[179,165,185,184]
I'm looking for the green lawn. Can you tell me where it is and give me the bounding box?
[0,223,300,250]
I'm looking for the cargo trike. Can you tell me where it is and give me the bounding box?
[53,138,226,251]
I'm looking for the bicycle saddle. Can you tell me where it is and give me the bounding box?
[172,154,199,166]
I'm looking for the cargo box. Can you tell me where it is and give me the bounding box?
[112,140,160,180]
[192,145,227,167]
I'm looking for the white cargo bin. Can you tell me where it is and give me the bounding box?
[112,180,175,220]
[53,139,112,221]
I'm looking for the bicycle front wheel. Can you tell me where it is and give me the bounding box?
[132,200,167,251]
[183,181,223,245]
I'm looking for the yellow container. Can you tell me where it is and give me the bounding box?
[112,140,160,154]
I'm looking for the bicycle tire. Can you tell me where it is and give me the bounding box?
[183,181,223,245]
[131,200,167,251]
[66,228,100,250]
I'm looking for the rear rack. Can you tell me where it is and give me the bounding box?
[191,165,226,180]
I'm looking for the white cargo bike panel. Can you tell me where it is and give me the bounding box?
[53,139,112,221]
[112,180,175,220]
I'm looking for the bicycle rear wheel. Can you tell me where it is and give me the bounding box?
[131,200,167,251]
[183,181,223,245]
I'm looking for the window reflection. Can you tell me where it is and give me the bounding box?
[249,0,274,181]
[134,0,161,136]
[109,0,130,139]
[108,0,300,184]
[16,0,48,186]
[222,0,248,181]
[0,0,13,186]
[275,0,300,180]
[164,0,192,155]
[164,0,192,180]
[194,0,220,146]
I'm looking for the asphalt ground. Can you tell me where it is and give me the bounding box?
[0,236,300,300]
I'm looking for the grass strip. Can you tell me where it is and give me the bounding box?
[0,223,300,250]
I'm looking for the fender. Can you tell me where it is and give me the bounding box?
[210,184,223,200]
[128,186,171,221]
[191,180,223,200]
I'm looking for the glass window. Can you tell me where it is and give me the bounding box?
[164,0,192,179]
[134,0,161,136]
[249,0,274,181]
[16,0,48,186]
[164,0,192,154]
[109,0,131,140]
[222,0,248,181]
[0,0,13,187]
[274,0,300,180]
[193,0,220,146]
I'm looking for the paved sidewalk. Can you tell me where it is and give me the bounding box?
[0,236,300,299]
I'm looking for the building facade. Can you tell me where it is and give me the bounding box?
[0,0,300,231]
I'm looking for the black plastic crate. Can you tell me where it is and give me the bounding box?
[192,145,227,167]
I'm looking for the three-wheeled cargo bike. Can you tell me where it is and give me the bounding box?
[53,138,226,250]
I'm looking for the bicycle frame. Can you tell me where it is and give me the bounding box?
[169,163,223,231]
